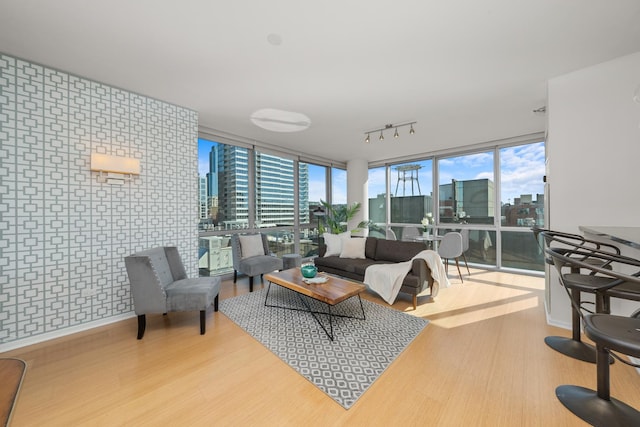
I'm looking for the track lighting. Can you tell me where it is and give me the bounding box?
[364,121,416,143]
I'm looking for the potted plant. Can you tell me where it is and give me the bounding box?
[318,200,368,234]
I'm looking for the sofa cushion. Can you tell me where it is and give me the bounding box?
[340,237,366,259]
[323,231,351,257]
[315,255,360,274]
[365,237,378,259]
[375,239,425,263]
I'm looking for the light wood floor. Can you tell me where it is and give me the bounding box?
[3,269,640,426]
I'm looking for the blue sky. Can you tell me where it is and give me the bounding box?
[199,139,544,205]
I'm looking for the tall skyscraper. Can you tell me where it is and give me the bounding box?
[198,176,208,220]
[209,143,309,228]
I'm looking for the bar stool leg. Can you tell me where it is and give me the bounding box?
[556,344,640,426]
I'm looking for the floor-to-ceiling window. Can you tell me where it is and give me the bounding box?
[499,142,545,271]
[368,139,545,272]
[197,138,250,275]
[304,163,328,257]
[367,166,387,238]
[389,159,434,241]
[331,167,347,205]
[438,151,496,266]
[198,136,340,276]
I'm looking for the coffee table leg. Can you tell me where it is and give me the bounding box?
[264,281,273,306]
[263,283,364,341]
[328,305,334,341]
[357,294,366,320]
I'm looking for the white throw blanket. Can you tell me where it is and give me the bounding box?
[363,250,451,305]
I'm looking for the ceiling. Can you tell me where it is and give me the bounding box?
[1,1,640,164]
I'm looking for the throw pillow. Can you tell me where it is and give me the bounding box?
[340,237,366,259]
[238,234,265,259]
[323,231,351,257]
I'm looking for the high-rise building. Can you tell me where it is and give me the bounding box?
[198,176,208,220]
[210,144,309,228]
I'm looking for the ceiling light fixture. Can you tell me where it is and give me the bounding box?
[364,122,416,143]
[250,108,311,132]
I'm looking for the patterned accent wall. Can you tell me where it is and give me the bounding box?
[0,54,198,347]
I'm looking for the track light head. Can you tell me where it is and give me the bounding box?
[365,133,370,143]
[379,131,384,141]
[394,128,399,138]
[409,124,415,135]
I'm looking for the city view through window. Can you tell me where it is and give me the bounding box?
[198,138,545,276]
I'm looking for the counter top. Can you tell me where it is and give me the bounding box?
[579,226,640,250]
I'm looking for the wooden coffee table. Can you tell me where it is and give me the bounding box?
[263,268,366,341]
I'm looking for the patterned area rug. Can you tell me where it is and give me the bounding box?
[220,285,428,409]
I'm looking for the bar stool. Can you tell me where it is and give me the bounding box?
[546,248,640,425]
[538,229,621,363]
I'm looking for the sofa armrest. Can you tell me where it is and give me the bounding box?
[411,258,434,293]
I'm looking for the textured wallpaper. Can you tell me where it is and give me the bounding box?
[0,54,198,346]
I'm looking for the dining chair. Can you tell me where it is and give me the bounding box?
[438,232,464,282]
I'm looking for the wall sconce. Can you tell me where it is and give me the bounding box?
[364,121,416,143]
[90,153,140,185]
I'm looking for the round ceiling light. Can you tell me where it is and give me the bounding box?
[250,108,311,132]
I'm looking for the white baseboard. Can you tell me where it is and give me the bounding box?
[0,312,136,353]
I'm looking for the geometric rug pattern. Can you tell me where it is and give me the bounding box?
[219,285,429,409]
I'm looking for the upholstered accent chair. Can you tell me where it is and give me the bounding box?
[124,247,220,339]
[231,233,283,292]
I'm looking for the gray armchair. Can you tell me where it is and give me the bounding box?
[231,233,283,292]
[124,247,221,339]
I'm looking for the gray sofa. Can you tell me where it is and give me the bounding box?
[315,236,435,309]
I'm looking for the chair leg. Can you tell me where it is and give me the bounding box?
[455,257,463,283]
[233,270,237,283]
[249,276,254,292]
[137,314,146,340]
[412,295,417,310]
[200,310,206,335]
[462,252,470,275]
[214,294,219,312]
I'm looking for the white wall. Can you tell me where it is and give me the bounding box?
[0,54,199,350]
[547,51,640,326]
